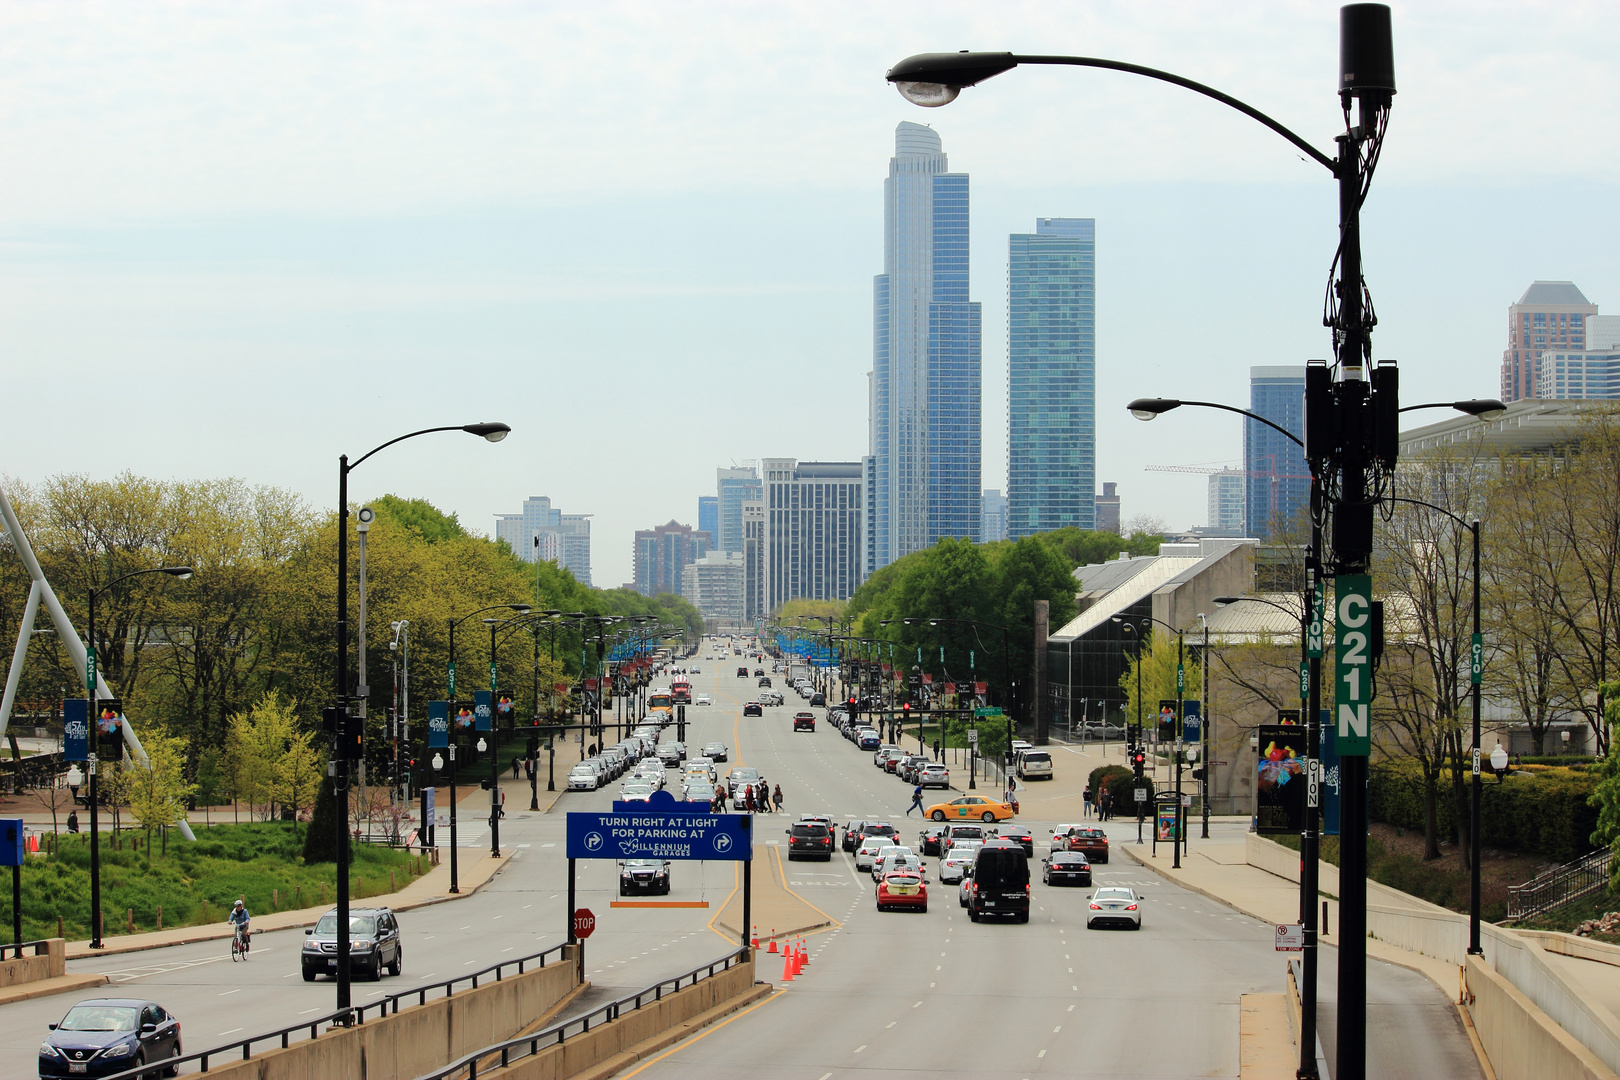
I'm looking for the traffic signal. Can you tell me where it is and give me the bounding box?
[848,697,859,721]
[322,705,343,735]
[1131,749,1146,776]
[342,712,364,760]
[1192,767,1206,780]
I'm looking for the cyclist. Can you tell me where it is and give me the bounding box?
[228,899,252,954]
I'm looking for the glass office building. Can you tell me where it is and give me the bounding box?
[716,467,762,555]
[1007,217,1096,537]
[870,122,982,570]
[1244,367,1309,539]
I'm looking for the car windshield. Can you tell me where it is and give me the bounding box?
[1078,829,1106,839]
[58,1005,140,1032]
[792,825,828,837]
[622,784,652,794]
[625,860,663,869]
[1095,888,1134,900]
[731,769,759,781]
[885,874,921,886]
[315,914,377,936]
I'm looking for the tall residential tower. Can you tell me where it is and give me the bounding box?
[1244,367,1309,539]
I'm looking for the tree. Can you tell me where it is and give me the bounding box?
[1118,630,1203,742]
[277,729,323,836]
[123,731,196,854]
[303,774,339,863]
[225,692,301,820]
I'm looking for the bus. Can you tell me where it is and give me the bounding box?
[672,676,692,704]
[648,687,674,723]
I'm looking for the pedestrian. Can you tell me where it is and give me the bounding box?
[511,757,521,780]
[67,810,79,834]
[712,789,727,813]
[499,788,507,818]
[773,783,784,814]
[745,786,756,813]
[933,738,941,762]
[1082,786,1093,818]
[1100,788,1113,822]
[906,784,925,816]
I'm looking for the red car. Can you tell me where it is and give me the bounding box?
[876,871,928,913]
[1058,826,1110,863]
[793,712,816,732]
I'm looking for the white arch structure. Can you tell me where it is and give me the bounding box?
[0,482,197,842]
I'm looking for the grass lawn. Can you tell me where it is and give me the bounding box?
[4,822,430,943]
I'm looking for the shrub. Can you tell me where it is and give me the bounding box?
[1370,759,1599,863]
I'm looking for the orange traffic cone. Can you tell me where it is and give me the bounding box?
[767,931,778,954]
[798,940,809,967]
[791,943,804,976]
[750,926,759,949]
[781,950,794,982]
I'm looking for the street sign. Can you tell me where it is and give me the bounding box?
[573,908,596,940]
[566,798,752,861]
[1471,633,1483,686]
[1181,794,1192,807]
[1134,787,1148,803]
[974,707,1002,718]
[1275,923,1303,951]
[1307,581,1325,658]
[1307,759,1321,809]
[1335,574,1373,756]
[967,730,978,744]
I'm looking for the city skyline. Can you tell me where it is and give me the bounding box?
[3,4,1615,586]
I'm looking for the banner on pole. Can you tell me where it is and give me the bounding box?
[1255,723,1307,835]
[63,699,88,762]
[427,701,449,748]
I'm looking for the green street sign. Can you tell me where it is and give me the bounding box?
[1471,633,1483,686]
[447,661,457,696]
[86,647,97,694]
[974,707,1003,718]
[490,661,498,693]
[1176,663,1185,694]
[1307,581,1326,658]
[1299,660,1309,702]
[1335,574,1373,756]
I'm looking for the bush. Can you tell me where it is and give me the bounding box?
[1370,760,1599,863]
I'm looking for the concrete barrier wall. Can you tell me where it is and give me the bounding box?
[0,938,64,987]
[1366,902,1468,965]
[489,959,757,1080]
[1487,926,1620,1076]
[1519,930,1620,968]
[1467,955,1619,1080]
[196,947,579,1080]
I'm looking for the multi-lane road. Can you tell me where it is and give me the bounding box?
[1,642,1481,1078]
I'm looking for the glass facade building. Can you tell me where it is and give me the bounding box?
[716,467,762,555]
[1007,217,1096,537]
[697,496,718,547]
[763,459,865,609]
[494,495,592,586]
[633,521,710,597]
[1500,281,1599,403]
[980,489,1008,542]
[1244,367,1309,539]
[870,122,982,570]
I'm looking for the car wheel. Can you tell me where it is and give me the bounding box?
[968,907,980,922]
[931,810,946,821]
[302,965,317,981]
[982,812,996,822]
[389,947,402,977]
[1015,911,1029,923]
[919,904,928,914]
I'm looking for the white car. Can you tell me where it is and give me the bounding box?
[854,838,888,873]
[872,846,921,881]
[619,781,655,802]
[695,694,712,706]
[1087,886,1143,930]
[938,841,981,883]
[567,765,600,791]
[690,666,701,674]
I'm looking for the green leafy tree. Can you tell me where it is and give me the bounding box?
[124,732,197,853]
[303,775,339,864]
[1118,630,1203,742]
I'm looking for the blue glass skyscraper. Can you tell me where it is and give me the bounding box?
[697,496,718,547]
[1007,218,1096,537]
[869,122,982,571]
[1244,366,1309,538]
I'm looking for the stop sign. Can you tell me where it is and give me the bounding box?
[573,908,596,940]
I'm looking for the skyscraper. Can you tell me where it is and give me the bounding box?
[1244,367,1309,539]
[1500,282,1599,403]
[697,496,718,546]
[716,467,762,555]
[633,522,710,597]
[980,489,1008,542]
[1094,482,1120,534]
[869,122,982,570]
[763,458,865,610]
[1007,217,1096,537]
[494,496,592,586]
[1207,471,1245,531]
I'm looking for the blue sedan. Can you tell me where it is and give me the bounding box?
[39,998,181,1078]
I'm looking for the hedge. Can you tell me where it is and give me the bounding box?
[1369,760,1598,863]
[1088,764,1155,817]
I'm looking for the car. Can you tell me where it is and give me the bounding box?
[966,842,1031,923]
[695,694,712,706]
[303,906,403,980]
[567,764,600,791]
[938,841,981,883]
[753,668,765,677]
[927,795,1016,822]
[997,825,1035,856]
[1043,852,1093,886]
[859,821,898,848]
[40,998,182,1079]
[874,746,904,770]
[690,665,701,674]
[683,780,717,805]
[701,742,729,763]
[943,824,987,852]
[857,730,881,750]
[725,767,763,806]
[854,837,888,872]
[842,819,871,853]
[658,744,683,766]
[809,692,826,706]
[1011,739,1035,756]
[737,667,749,677]
[1015,748,1054,780]
[918,824,949,856]
[1087,886,1143,930]
[743,702,763,717]
[1057,825,1110,863]
[757,676,772,687]
[871,845,920,881]
[793,712,816,732]
[619,781,656,803]
[619,859,672,895]
[876,871,928,912]
[918,763,951,789]
[786,821,835,860]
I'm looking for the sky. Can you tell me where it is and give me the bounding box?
[3,1,1617,588]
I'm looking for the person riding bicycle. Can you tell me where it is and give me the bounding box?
[228,900,252,951]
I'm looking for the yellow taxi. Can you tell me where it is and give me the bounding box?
[925,794,1016,822]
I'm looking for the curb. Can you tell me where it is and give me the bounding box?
[570,982,777,1080]
[0,971,108,1007]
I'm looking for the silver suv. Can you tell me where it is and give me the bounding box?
[302,906,402,982]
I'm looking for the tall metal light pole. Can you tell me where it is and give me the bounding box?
[86,565,192,950]
[333,421,509,1015]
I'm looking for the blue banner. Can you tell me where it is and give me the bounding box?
[474,690,492,732]
[568,793,752,861]
[0,819,22,867]
[1182,700,1202,745]
[427,701,449,748]
[63,699,88,762]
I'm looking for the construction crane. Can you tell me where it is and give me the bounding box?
[1145,460,1312,526]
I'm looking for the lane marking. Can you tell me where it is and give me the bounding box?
[615,989,786,1078]
[854,1045,867,1053]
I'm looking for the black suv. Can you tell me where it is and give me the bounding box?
[303,906,402,981]
[786,822,834,860]
[966,842,1030,923]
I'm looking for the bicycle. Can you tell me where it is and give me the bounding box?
[231,924,250,961]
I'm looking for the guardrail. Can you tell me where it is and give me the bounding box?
[409,947,750,1080]
[100,941,571,1079]
[1506,846,1612,920]
[0,937,54,961]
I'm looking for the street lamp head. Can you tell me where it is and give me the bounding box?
[158,566,195,580]
[1212,596,1242,607]
[483,617,498,625]
[510,604,532,614]
[1126,398,1180,421]
[462,422,511,443]
[541,609,562,617]
[1490,743,1509,772]
[885,51,1018,107]
[1454,399,1507,421]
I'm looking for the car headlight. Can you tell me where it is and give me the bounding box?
[38,1043,60,1058]
[303,941,319,952]
[102,1041,135,1058]
[353,940,374,952]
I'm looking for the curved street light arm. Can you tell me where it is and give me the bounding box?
[348,423,510,472]
[1128,398,1304,450]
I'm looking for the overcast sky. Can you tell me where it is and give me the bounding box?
[3,1,1617,587]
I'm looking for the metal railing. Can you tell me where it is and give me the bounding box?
[0,938,54,961]
[100,941,570,1079]
[409,947,751,1080]
[1507,846,1613,920]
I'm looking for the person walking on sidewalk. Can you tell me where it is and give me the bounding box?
[773,783,784,813]
[1100,787,1113,822]
[906,784,925,816]
[1082,786,1093,818]
[745,786,756,813]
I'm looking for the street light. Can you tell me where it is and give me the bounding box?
[85,564,192,950]
[1398,399,1506,419]
[332,421,509,1016]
